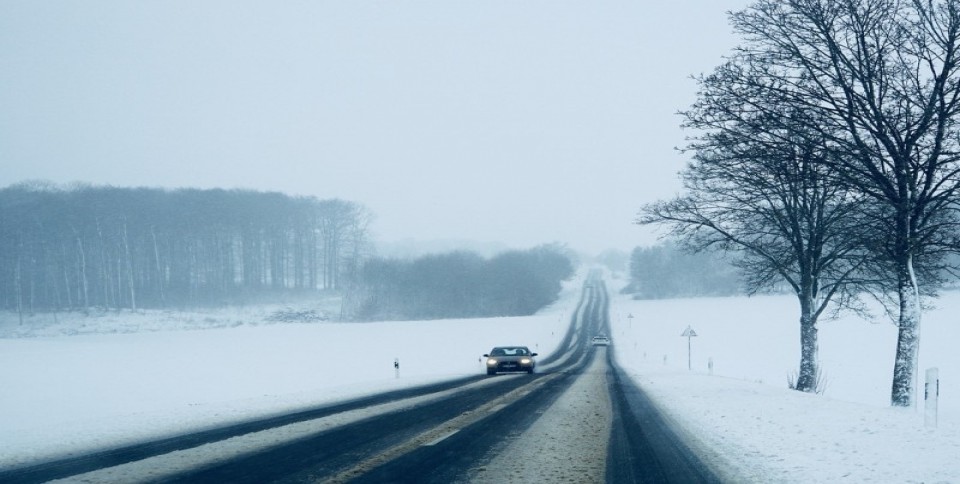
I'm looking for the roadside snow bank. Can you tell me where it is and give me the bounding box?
[616,365,960,482]
[610,290,960,482]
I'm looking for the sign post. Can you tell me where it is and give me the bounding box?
[681,325,697,371]
[925,367,939,428]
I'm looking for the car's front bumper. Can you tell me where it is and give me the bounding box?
[489,361,535,373]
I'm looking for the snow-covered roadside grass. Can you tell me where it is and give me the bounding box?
[610,287,960,482]
[0,292,344,339]
[620,368,960,482]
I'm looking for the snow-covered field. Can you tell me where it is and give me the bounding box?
[2,274,958,482]
[609,284,960,483]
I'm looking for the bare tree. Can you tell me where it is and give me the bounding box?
[640,98,868,392]
[723,0,960,406]
[15,233,24,325]
[317,199,371,290]
[120,219,136,310]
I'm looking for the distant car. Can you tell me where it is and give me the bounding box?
[591,334,611,346]
[483,346,537,375]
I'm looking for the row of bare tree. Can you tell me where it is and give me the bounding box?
[0,183,371,319]
[641,0,960,407]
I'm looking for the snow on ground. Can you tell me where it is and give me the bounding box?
[609,277,960,483]
[0,313,572,470]
[1,272,959,482]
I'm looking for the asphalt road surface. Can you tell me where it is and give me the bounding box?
[1,274,722,483]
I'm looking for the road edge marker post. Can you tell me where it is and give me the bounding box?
[925,367,939,428]
[681,325,697,371]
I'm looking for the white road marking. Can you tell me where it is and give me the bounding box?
[424,429,460,446]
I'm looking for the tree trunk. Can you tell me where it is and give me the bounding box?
[61,242,73,308]
[121,222,136,311]
[15,239,23,326]
[151,227,165,305]
[96,218,113,309]
[796,297,820,393]
[76,233,89,308]
[891,254,921,407]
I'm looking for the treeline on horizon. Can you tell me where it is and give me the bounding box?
[0,182,371,317]
[624,242,743,299]
[624,242,960,300]
[348,244,576,321]
[1,182,577,323]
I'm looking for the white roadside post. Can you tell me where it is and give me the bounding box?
[925,367,939,428]
[681,325,698,371]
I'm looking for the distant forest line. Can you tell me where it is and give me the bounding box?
[1,183,576,323]
[0,183,372,317]
[623,242,960,300]
[349,245,575,321]
[623,243,744,299]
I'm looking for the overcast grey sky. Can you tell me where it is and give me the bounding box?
[1,1,750,255]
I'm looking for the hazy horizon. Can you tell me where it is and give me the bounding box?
[2,1,752,255]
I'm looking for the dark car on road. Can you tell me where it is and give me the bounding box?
[483,346,537,375]
[591,334,611,346]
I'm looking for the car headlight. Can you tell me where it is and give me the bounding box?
[520,358,531,364]
[487,358,498,366]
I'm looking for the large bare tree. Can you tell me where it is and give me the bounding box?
[641,95,869,392]
[722,0,960,406]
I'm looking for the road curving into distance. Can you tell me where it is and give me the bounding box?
[1,271,721,484]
